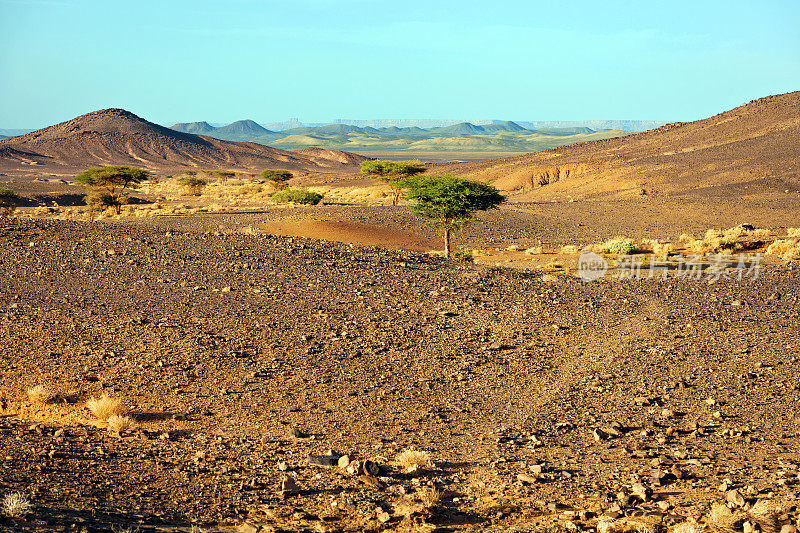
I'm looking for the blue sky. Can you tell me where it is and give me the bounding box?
[1,0,798,128]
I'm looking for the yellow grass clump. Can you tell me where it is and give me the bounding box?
[106,414,136,434]
[395,449,433,472]
[27,385,56,405]
[86,394,126,421]
[766,239,800,260]
[418,487,442,508]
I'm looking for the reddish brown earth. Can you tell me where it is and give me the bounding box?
[0,109,368,176]
[1,216,799,533]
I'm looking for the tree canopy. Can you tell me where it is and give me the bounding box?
[75,165,149,214]
[401,174,505,257]
[360,160,426,205]
[262,169,293,189]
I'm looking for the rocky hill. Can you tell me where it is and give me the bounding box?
[0,109,368,176]
[437,91,800,200]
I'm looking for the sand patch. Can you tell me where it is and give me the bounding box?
[254,219,436,251]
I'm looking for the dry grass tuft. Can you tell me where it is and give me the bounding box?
[418,487,441,508]
[3,491,32,518]
[27,385,56,405]
[107,414,136,434]
[766,239,800,260]
[672,523,703,533]
[748,500,778,533]
[706,502,746,533]
[395,449,433,472]
[86,394,126,421]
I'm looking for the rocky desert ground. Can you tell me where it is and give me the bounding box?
[1,93,799,533]
[1,197,799,533]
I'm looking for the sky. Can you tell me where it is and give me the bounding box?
[1,0,798,128]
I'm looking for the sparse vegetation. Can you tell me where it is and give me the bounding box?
[178,175,208,195]
[0,186,19,216]
[394,449,433,472]
[418,487,441,508]
[271,187,323,205]
[400,174,505,257]
[766,238,800,260]
[361,159,426,206]
[107,414,136,434]
[76,165,149,214]
[27,385,56,405]
[3,492,32,518]
[262,169,293,190]
[86,394,126,421]
[681,225,769,255]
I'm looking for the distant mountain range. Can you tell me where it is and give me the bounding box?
[169,119,638,153]
[0,109,367,175]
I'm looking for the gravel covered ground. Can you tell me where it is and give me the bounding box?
[1,217,799,533]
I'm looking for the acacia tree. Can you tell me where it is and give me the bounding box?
[262,169,293,190]
[0,187,19,217]
[401,174,505,258]
[76,165,149,214]
[361,160,426,206]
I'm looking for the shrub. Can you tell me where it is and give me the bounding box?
[178,176,207,195]
[3,492,31,518]
[766,239,800,260]
[0,187,18,216]
[27,385,56,405]
[607,239,636,255]
[86,394,126,421]
[261,169,293,190]
[271,187,323,205]
[107,414,136,434]
[394,449,432,472]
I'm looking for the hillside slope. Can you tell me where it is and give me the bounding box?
[436,92,800,200]
[0,109,368,175]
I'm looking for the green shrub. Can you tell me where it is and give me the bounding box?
[606,239,636,255]
[262,169,293,190]
[178,176,208,195]
[271,187,323,205]
[0,187,19,216]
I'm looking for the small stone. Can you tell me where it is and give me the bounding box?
[743,521,755,533]
[338,455,351,469]
[221,286,232,293]
[726,489,745,507]
[780,525,797,533]
[363,459,381,476]
[236,523,258,533]
[658,501,671,511]
[376,509,391,523]
[280,475,300,496]
[288,427,307,439]
[632,482,652,501]
[662,409,675,418]
[277,461,289,471]
[593,428,610,441]
[517,473,538,484]
[308,454,339,467]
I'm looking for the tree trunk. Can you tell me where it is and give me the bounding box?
[444,228,451,258]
